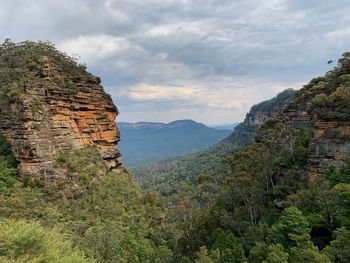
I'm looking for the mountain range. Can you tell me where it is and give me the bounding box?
[118,119,232,166]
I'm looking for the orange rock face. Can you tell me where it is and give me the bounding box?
[0,59,121,179]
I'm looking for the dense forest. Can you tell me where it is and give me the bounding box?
[1,41,350,262]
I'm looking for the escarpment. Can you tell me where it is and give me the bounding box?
[0,41,121,179]
[222,89,295,146]
[257,52,350,178]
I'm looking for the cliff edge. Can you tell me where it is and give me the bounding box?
[0,40,121,179]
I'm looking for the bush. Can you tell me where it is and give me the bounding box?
[0,219,95,262]
[308,93,331,109]
[55,147,107,184]
[0,134,18,189]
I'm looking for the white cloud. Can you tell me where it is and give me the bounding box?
[122,83,200,101]
[117,77,302,118]
[146,21,207,37]
[326,26,350,40]
[57,34,132,65]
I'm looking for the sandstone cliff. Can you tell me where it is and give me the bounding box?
[222,89,295,146]
[0,41,121,179]
[257,52,350,177]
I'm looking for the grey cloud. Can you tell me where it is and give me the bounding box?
[0,0,350,124]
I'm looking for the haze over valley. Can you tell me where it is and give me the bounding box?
[118,120,232,166]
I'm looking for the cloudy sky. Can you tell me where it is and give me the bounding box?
[1,0,350,124]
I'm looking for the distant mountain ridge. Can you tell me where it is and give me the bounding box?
[118,119,207,129]
[118,119,231,166]
[209,123,239,131]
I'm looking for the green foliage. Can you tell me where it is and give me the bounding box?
[249,242,269,263]
[324,228,350,262]
[270,207,311,249]
[289,245,331,263]
[0,134,18,189]
[195,246,213,263]
[0,157,18,189]
[333,183,350,227]
[0,219,95,262]
[71,173,174,263]
[212,231,246,263]
[293,128,313,165]
[308,93,332,108]
[0,39,91,103]
[264,244,288,263]
[55,147,107,185]
[326,159,350,185]
[0,133,17,168]
[0,171,176,263]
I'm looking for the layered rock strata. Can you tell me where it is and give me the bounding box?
[0,56,121,179]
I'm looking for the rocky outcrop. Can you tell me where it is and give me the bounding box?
[0,42,121,179]
[222,89,295,146]
[283,97,350,178]
[258,53,350,178]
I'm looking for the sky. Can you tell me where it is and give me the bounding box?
[1,0,350,125]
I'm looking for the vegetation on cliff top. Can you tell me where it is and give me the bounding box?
[298,52,350,120]
[0,39,92,103]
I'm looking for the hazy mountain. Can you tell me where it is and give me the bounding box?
[118,119,231,166]
[209,123,239,131]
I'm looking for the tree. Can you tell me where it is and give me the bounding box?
[269,207,331,262]
[270,207,310,249]
[324,227,350,262]
[333,183,350,227]
[249,242,269,263]
[264,244,288,263]
[195,246,214,263]
[212,231,246,263]
[289,245,331,263]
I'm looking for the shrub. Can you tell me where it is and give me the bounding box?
[0,219,95,262]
